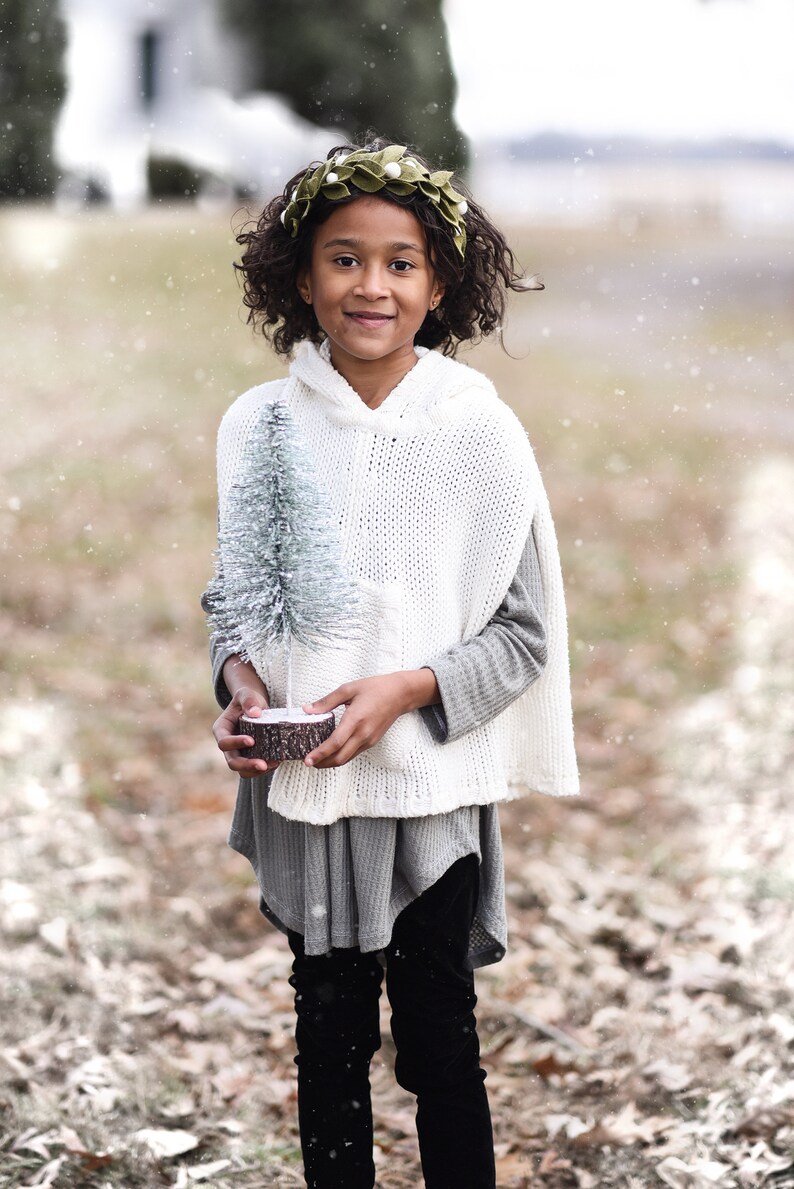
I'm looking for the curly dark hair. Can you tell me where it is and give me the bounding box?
[233,137,539,358]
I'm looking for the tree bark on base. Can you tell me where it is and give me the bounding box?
[238,711,334,761]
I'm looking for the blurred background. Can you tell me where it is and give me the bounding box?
[1,2,793,1186]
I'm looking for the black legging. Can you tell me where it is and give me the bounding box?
[287,853,496,1189]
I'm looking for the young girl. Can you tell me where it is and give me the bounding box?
[204,139,578,1189]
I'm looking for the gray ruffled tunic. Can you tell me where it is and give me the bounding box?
[206,520,546,970]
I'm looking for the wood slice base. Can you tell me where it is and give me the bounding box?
[238,710,335,761]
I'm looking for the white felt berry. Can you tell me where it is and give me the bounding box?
[384,162,402,179]
[326,172,339,184]
[458,200,468,214]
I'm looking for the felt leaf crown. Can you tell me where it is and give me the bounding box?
[279,144,469,258]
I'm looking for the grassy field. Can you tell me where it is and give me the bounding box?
[3,205,775,791]
[1,203,792,1187]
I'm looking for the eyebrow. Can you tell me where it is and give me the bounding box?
[321,236,425,253]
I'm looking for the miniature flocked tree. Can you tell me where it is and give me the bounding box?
[205,399,359,759]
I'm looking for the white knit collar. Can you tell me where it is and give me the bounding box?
[289,339,493,435]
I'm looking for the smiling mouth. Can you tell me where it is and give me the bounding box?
[345,312,395,326]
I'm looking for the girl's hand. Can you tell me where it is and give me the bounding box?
[213,685,281,778]
[302,669,439,769]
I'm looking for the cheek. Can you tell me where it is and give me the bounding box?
[307,287,345,333]
[311,273,343,306]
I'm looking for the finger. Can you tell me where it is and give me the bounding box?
[220,745,283,774]
[311,735,365,769]
[213,710,242,740]
[221,737,279,766]
[302,684,352,714]
[306,722,370,768]
[303,718,355,766]
[218,733,255,752]
[227,756,280,775]
[239,693,267,716]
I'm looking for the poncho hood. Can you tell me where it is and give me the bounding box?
[289,339,500,436]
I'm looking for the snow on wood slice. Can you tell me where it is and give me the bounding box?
[238,710,334,761]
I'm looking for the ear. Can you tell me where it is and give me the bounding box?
[296,269,312,304]
[430,276,446,310]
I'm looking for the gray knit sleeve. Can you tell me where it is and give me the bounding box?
[419,516,547,745]
[200,584,237,709]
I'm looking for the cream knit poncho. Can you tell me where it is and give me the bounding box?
[215,341,579,825]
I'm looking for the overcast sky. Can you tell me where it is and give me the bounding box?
[445,0,794,144]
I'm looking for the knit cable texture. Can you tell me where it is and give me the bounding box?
[215,341,579,824]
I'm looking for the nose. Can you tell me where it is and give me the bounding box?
[352,264,389,302]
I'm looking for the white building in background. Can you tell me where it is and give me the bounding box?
[54,0,340,209]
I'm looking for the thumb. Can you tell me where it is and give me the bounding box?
[238,687,268,717]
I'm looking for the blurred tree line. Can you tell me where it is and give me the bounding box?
[0,0,464,200]
[0,0,64,198]
[222,0,467,171]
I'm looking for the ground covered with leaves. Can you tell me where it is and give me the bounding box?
[1,206,792,1187]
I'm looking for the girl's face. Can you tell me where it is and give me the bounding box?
[296,195,445,380]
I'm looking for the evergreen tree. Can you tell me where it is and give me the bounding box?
[206,399,359,709]
[0,0,65,199]
[221,0,468,173]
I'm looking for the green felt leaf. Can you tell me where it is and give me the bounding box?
[321,182,352,201]
[376,144,408,166]
[349,168,385,193]
[383,180,414,197]
[295,174,317,202]
[342,150,370,169]
[417,180,441,202]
